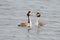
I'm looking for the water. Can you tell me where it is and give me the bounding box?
[0,0,60,40]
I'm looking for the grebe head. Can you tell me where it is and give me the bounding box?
[36,12,41,17]
[27,11,32,16]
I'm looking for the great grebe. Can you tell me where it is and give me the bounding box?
[18,11,32,32]
[35,12,46,28]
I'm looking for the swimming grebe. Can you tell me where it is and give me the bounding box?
[18,11,32,32]
[35,12,46,28]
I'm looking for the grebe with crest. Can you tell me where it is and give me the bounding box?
[18,11,32,32]
[35,12,46,28]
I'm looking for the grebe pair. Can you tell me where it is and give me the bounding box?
[18,11,45,32]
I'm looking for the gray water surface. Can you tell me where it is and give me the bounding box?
[0,0,60,40]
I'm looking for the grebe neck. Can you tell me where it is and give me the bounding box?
[37,17,40,21]
[36,17,40,25]
[28,16,30,23]
[30,17,32,27]
[27,16,32,27]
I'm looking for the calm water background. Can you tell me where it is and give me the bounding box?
[0,0,60,40]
